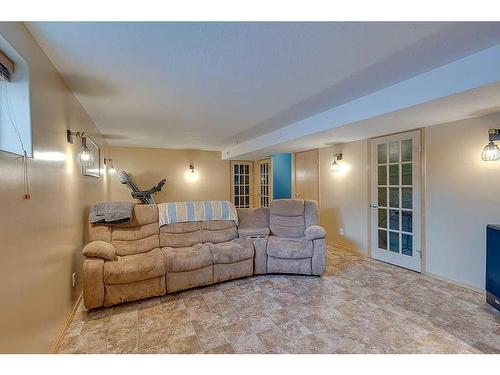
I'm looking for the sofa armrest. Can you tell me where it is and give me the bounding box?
[83,258,105,309]
[305,225,326,241]
[238,228,270,238]
[83,240,117,260]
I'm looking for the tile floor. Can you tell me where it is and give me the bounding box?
[58,247,500,354]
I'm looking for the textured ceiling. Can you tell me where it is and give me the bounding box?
[25,22,500,150]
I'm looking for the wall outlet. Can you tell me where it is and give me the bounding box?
[72,273,76,288]
[339,227,345,236]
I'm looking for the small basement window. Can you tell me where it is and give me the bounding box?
[0,35,32,157]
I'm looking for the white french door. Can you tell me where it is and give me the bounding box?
[257,159,272,208]
[370,130,421,272]
[231,161,252,208]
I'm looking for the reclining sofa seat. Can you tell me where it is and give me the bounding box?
[267,199,326,275]
[82,199,326,309]
[161,219,254,293]
[84,205,165,308]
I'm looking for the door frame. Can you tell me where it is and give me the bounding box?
[368,129,424,273]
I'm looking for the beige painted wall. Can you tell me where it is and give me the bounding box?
[425,112,500,289]
[318,113,500,290]
[319,140,369,253]
[109,147,230,203]
[0,23,109,353]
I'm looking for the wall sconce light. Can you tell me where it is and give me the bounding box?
[331,153,343,173]
[482,129,500,161]
[104,158,116,175]
[185,163,199,182]
[67,130,95,167]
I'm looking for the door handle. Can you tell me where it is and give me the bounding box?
[370,203,378,208]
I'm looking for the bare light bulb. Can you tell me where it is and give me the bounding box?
[481,141,500,161]
[185,164,199,182]
[108,166,116,175]
[77,146,94,167]
[331,159,340,174]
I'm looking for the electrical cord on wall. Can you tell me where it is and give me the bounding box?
[2,81,30,199]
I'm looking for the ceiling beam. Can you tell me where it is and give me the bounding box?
[222,43,500,160]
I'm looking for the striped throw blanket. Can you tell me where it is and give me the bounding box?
[158,201,238,227]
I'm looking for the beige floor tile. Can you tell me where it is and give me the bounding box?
[197,328,229,352]
[265,308,295,325]
[59,247,500,354]
[205,343,235,354]
[473,329,500,353]
[293,333,332,354]
[317,331,363,354]
[415,330,471,353]
[223,320,253,343]
[256,327,288,350]
[299,314,328,333]
[161,299,186,313]
[400,341,436,354]
[169,335,202,354]
[278,320,312,340]
[269,343,302,354]
[232,334,267,354]
[137,327,170,350]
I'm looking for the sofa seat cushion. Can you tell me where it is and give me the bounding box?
[209,238,254,264]
[165,243,212,272]
[267,236,313,259]
[237,228,270,238]
[103,248,166,284]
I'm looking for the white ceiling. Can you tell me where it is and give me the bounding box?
[25,22,500,152]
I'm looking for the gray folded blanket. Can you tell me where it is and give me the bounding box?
[90,201,134,224]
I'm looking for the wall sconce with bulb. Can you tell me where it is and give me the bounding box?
[104,158,116,175]
[482,129,500,161]
[67,130,95,167]
[185,163,199,182]
[330,153,343,174]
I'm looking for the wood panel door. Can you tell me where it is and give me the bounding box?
[294,149,319,202]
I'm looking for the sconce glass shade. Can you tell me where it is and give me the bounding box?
[77,145,95,167]
[108,165,116,175]
[481,141,500,161]
[185,164,199,182]
[331,159,340,174]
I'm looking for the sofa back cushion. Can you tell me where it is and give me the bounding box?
[89,204,160,255]
[269,199,305,238]
[237,207,269,229]
[202,220,237,243]
[110,204,160,256]
[304,200,319,227]
[160,222,202,248]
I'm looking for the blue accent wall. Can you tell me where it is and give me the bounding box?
[272,153,292,199]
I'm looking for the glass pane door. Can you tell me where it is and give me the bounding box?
[231,161,252,208]
[258,160,272,207]
[371,130,421,272]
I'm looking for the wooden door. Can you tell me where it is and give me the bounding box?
[294,149,319,202]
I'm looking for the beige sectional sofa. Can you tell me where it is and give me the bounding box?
[82,199,326,309]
